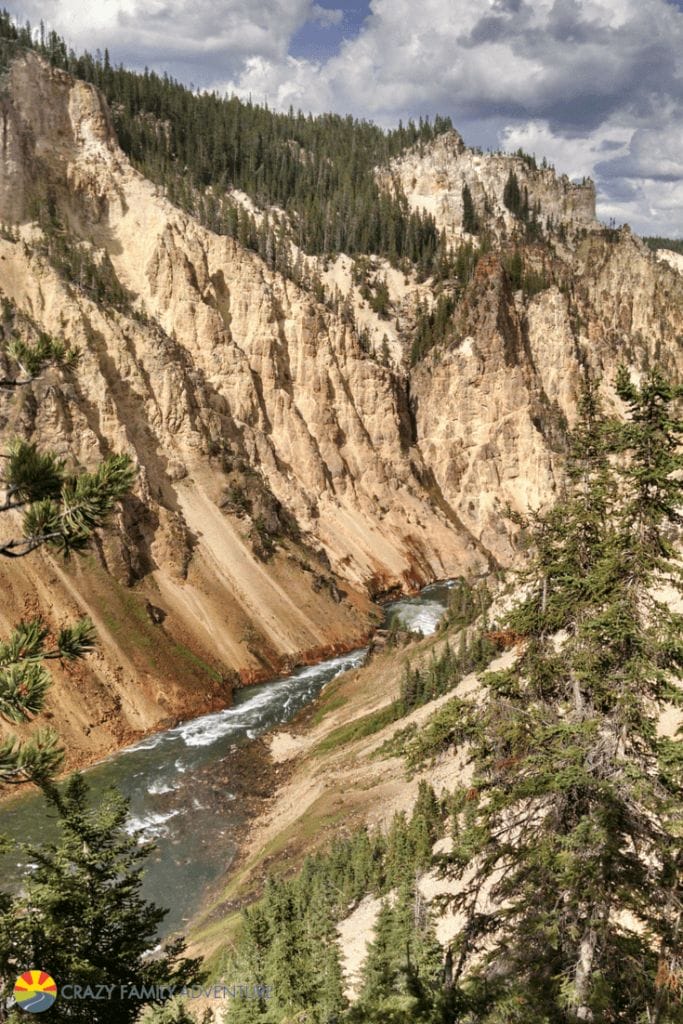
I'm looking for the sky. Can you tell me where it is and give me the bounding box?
[7,0,683,236]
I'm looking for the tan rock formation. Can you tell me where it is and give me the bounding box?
[0,55,485,769]
[379,129,597,243]
[1,54,682,771]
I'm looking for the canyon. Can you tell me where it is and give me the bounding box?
[0,50,682,771]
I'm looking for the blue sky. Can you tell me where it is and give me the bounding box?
[289,3,370,63]
[8,0,683,236]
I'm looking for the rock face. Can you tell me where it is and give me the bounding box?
[0,54,682,769]
[380,130,597,243]
[411,231,683,557]
[0,55,484,767]
[657,248,683,276]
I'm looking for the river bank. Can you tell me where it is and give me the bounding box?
[0,581,457,936]
[0,574,443,800]
[184,582,464,975]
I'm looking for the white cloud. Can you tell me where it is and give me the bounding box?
[499,121,633,184]
[14,0,316,70]
[216,0,682,132]
[220,0,683,233]
[500,110,683,234]
[311,4,343,26]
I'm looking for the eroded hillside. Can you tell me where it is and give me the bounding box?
[0,51,682,769]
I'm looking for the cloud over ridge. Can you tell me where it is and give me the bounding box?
[9,0,683,235]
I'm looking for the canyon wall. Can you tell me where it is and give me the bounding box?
[0,53,682,768]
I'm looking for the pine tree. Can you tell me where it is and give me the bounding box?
[0,775,203,1023]
[263,879,308,1017]
[412,782,443,844]
[355,897,395,1010]
[400,662,418,711]
[226,904,271,1023]
[352,882,446,1023]
[143,1000,212,1024]
[385,812,416,890]
[440,372,683,1023]
[503,170,522,217]
[0,309,135,786]
[461,183,479,235]
[305,878,347,1023]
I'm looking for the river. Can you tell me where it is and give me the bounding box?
[0,580,455,934]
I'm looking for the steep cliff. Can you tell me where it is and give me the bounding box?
[0,52,681,771]
[380,129,597,243]
[410,231,683,557]
[0,54,485,767]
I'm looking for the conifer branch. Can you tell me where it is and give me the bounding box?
[0,452,136,558]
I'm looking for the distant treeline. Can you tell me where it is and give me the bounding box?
[643,236,683,255]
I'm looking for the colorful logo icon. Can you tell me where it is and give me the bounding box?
[13,971,57,1013]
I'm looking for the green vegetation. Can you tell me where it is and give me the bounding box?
[512,148,538,171]
[0,776,203,1022]
[310,690,349,727]
[440,578,492,631]
[643,236,683,255]
[312,703,401,755]
[503,170,543,241]
[0,14,680,1024]
[399,630,497,718]
[216,372,683,1023]
[0,11,453,280]
[224,784,447,1023]
[461,183,479,235]
[436,370,683,1021]
[410,293,457,364]
[503,169,523,218]
[502,249,551,296]
[317,581,498,757]
[408,237,497,364]
[348,881,448,1024]
[0,298,191,1015]
[144,1001,212,1024]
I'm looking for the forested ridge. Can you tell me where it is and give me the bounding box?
[0,11,453,277]
[0,9,593,372]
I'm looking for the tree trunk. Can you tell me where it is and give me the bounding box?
[572,924,597,1021]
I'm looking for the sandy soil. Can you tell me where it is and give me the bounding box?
[337,894,385,999]
[268,731,306,763]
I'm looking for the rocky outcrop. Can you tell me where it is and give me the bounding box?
[657,249,683,276]
[380,130,597,243]
[0,55,485,768]
[411,230,683,558]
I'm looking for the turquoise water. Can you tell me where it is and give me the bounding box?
[0,581,455,934]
